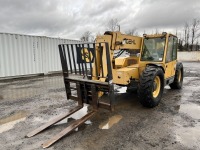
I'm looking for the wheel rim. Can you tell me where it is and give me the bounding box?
[178,70,182,82]
[153,76,161,98]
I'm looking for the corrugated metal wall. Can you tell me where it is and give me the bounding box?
[0,33,81,78]
[42,38,81,74]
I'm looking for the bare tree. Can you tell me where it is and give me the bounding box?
[80,31,93,42]
[191,18,200,50]
[107,18,120,31]
[150,28,160,34]
[183,22,190,50]
[90,35,95,42]
[125,28,138,35]
[96,31,102,36]
[176,30,185,51]
[195,40,199,51]
[175,28,178,36]
[155,28,159,34]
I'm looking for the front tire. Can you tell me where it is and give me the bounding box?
[138,66,164,108]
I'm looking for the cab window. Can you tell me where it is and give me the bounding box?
[166,36,177,62]
[141,37,165,62]
[172,37,177,60]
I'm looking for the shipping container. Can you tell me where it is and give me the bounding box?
[0,33,81,78]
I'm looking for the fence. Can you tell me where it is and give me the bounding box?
[177,51,200,61]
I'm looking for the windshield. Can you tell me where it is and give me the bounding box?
[141,37,166,62]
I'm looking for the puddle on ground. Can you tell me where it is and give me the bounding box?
[56,105,92,126]
[0,76,65,101]
[175,124,200,148]
[175,102,200,148]
[179,103,200,120]
[99,115,122,129]
[1,88,43,100]
[69,105,92,125]
[49,94,64,100]
[32,116,44,123]
[0,110,29,133]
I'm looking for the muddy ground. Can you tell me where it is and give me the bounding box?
[0,62,200,150]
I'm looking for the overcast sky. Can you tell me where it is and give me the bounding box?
[0,0,200,40]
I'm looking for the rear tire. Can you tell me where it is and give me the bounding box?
[138,66,164,108]
[169,63,183,89]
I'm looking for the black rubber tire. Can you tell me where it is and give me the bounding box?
[138,66,164,108]
[169,63,183,89]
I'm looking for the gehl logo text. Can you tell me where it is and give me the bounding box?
[123,39,136,45]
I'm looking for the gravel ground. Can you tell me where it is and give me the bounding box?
[0,62,200,150]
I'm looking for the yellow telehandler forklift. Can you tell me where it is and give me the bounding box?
[27,31,183,148]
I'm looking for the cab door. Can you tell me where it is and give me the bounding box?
[165,35,178,79]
